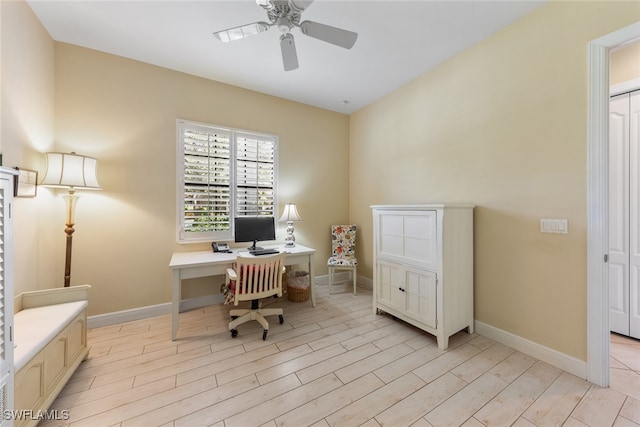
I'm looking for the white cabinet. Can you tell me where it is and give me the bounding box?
[0,168,17,427]
[609,90,640,339]
[372,204,474,349]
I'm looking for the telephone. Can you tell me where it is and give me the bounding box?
[212,242,231,253]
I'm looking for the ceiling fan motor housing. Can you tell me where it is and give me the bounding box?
[267,1,302,30]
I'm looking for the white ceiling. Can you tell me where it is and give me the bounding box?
[26,0,545,114]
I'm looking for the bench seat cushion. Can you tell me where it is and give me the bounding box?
[14,301,88,371]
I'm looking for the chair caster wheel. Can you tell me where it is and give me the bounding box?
[263,329,268,340]
[279,315,284,324]
[231,329,238,338]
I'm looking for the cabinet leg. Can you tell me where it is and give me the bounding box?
[437,335,449,350]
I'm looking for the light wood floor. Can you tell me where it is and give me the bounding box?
[42,283,640,427]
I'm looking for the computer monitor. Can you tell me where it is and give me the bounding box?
[234,216,276,251]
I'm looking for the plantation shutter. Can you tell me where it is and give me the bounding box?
[181,124,232,240]
[236,133,276,217]
[178,121,278,242]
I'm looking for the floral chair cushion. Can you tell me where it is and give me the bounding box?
[328,255,358,267]
[328,225,357,267]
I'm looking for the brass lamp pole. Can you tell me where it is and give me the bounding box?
[41,152,101,287]
[62,190,79,287]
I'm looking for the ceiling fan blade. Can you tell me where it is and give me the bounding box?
[299,20,357,49]
[213,22,270,42]
[280,33,299,71]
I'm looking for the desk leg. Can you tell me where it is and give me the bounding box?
[309,253,316,307]
[172,270,180,340]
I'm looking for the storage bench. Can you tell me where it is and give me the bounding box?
[13,285,90,427]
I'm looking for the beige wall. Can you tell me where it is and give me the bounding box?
[349,1,640,361]
[53,43,350,315]
[1,0,60,295]
[611,40,640,85]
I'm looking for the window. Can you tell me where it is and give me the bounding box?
[177,120,278,243]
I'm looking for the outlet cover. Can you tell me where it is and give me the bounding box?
[541,218,569,234]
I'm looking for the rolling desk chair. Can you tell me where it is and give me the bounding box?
[226,251,286,340]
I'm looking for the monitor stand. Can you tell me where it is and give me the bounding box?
[248,240,263,252]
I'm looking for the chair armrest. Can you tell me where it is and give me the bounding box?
[226,268,237,281]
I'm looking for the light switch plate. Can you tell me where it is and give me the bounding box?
[541,218,569,234]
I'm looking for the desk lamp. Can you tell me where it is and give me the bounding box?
[40,152,101,287]
[279,203,302,247]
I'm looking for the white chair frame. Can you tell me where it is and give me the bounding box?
[226,252,286,340]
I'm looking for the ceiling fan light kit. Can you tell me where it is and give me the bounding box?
[213,0,358,71]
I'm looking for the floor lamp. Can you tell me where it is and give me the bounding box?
[40,152,101,287]
[279,203,302,247]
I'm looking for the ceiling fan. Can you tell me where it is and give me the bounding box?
[213,0,358,71]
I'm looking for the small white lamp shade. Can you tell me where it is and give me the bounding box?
[279,203,302,222]
[40,152,102,190]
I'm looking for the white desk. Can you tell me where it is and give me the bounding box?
[168,244,316,340]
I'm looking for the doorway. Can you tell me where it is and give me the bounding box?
[587,21,640,387]
[608,50,640,394]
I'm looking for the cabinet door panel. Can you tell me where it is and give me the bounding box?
[377,260,404,311]
[404,267,437,328]
[378,211,437,269]
[379,214,404,257]
[404,214,436,266]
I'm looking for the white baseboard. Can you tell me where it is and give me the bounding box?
[474,321,587,379]
[87,295,223,329]
[88,303,170,329]
[314,272,372,289]
[88,277,374,329]
[357,274,373,289]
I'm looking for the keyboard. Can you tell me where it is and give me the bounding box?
[250,249,280,256]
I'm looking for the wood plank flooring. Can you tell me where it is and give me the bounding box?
[41,283,640,427]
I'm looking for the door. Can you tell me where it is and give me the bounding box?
[609,93,630,335]
[404,267,437,328]
[376,260,404,311]
[609,90,640,338]
[630,90,640,338]
[0,173,14,426]
[377,211,437,270]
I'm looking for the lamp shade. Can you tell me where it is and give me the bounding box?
[40,152,101,190]
[279,203,302,222]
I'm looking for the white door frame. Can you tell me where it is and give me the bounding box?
[587,21,640,387]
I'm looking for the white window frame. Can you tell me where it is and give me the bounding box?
[176,119,279,243]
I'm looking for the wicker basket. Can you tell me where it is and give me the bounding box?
[287,284,310,302]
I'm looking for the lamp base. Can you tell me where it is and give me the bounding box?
[284,221,296,247]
